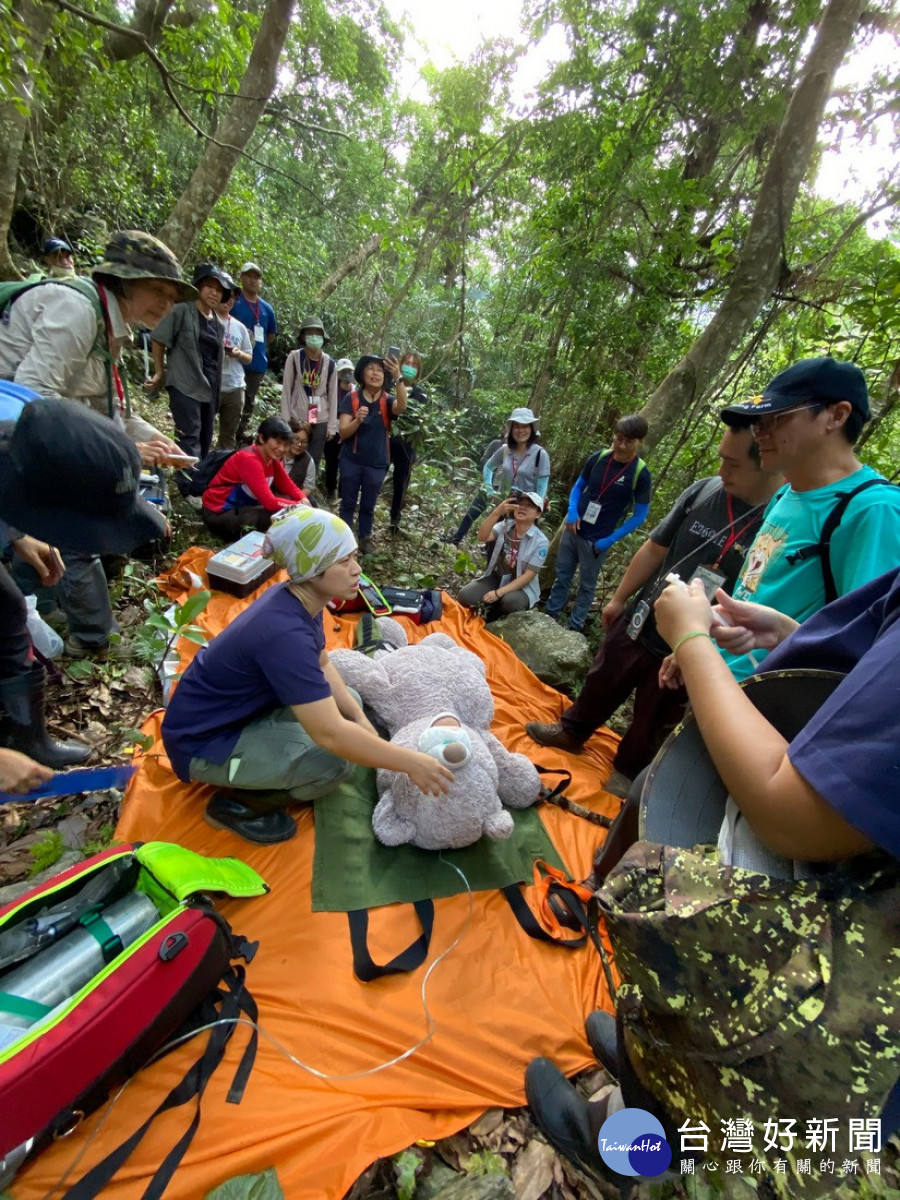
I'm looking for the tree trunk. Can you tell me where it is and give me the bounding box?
[0,0,55,280]
[637,0,865,445]
[528,300,574,414]
[156,0,295,260]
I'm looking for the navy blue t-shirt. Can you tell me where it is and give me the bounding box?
[338,390,392,470]
[161,584,330,781]
[763,567,900,859]
[576,450,652,540]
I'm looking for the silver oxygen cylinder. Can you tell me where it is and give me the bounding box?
[0,892,160,1048]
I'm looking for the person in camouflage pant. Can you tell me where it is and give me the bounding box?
[526,568,900,1193]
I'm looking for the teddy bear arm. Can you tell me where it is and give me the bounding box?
[372,790,418,846]
[481,731,542,810]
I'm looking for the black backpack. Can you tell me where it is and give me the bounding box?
[785,477,896,603]
[178,449,236,497]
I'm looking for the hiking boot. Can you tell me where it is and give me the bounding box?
[389,522,401,536]
[604,769,634,800]
[205,792,297,844]
[524,1058,618,1183]
[359,536,373,555]
[64,635,108,659]
[584,1010,619,1076]
[525,720,585,754]
[0,663,91,769]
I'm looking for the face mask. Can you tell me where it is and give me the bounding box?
[305,335,324,350]
[401,365,418,381]
[339,373,354,385]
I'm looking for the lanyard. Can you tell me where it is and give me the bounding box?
[247,297,261,324]
[504,525,522,570]
[713,495,757,567]
[510,446,533,483]
[595,452,633,498]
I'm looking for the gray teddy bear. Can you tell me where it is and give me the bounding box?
[329,618,542,850]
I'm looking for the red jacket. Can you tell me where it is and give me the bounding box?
[202,446,305,514]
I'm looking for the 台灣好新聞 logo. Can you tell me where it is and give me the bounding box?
[597,1107,672,1177]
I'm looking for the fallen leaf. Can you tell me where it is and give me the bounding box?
[470,1109,505,1138]
[511,1140,555,1200]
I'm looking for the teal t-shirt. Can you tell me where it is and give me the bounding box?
[722,466,900,681]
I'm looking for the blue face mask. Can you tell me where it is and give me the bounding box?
[401,365,418,381]
[305,334,324,350]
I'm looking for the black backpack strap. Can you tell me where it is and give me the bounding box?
[62,964,256,1200]
[347,899,434,982]
[501,882,587,949]
[786,479,892,604]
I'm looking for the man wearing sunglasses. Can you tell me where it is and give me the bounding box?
[710,356,900,681]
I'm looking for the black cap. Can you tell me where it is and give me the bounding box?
[721,357,870,427]
[0,400,167,555]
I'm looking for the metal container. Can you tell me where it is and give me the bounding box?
[0,892,160,1042]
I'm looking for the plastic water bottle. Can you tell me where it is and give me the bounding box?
[24,596,63,660]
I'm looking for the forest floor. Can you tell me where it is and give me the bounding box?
[1,425,897,1200]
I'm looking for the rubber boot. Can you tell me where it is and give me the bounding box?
[0,663,91,769]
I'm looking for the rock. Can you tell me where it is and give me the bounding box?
[429,1174,515,1200]
[56,815,89,850]
[488,611,592,693]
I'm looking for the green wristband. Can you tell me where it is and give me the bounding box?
[671,630,713,658]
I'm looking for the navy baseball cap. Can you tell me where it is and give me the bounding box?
[0,399,166,554]
[721,357,869,427]
[42,236,72,255]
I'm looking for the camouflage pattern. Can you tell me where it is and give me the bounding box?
[90,230,196,300]
[594,840,900,1194]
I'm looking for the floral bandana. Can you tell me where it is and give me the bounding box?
[263,507,357,583]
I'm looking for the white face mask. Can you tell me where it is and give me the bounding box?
[305,334,324,350]
[418,721,472,769]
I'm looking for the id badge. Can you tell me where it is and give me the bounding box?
[626,599,651,641]
[253,323,264,343]
[690,565,727,601]
[308,404,318,425]
[583,500,602,524]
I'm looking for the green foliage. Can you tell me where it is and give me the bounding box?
[28,831,64,876]
[128,589,211,675]
[81,823,117,858]
[391,1148,422,1200]
[465,1149,508,1177]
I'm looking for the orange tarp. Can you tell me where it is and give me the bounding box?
[15,553,622,1200]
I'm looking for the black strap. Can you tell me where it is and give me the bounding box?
[785,478,892,604]
[62,965,256,1200]
[535,765,572,801]
[501,881,586,949]
[347,899,434,982]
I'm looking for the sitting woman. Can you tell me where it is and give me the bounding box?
[481,408,550,503]
[525,570,900,1181]
[161,507,452,844]
[285,419,318,501]
[201,415,305,541]
[457,492,549,621]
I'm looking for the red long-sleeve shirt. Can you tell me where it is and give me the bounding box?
[202,446,305,514]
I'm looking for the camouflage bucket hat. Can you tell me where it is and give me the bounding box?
[639,669,844,848]
[91,230,197,301]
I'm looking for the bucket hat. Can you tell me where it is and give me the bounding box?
[0,399,167,555]
[505,407,539,431]
[298,315,329,341]
[721,358,869,427]
[354,354,389,388]
[640,670,844,848]
[91,230,196,301]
